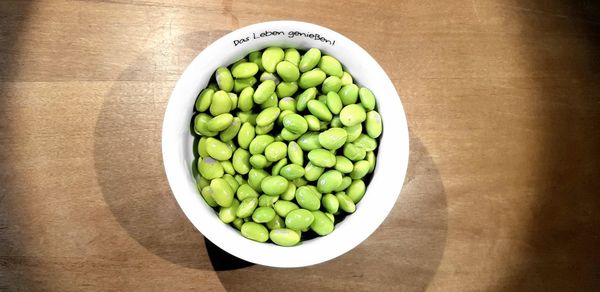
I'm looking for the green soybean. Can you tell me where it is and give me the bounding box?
[261,175,288,196]
[281,183,296,201]
[285,208,314,230]
[249,154,268,169]
[295,186,320,210]
[299,69,327,89]
[350,160,370,179]
[335,155,354,173]
[310,210,335,235]
[234,76,257,93]
[198,157,224,180]
[299,48,321,72]
[262,47,285,73]
[266,215,285,230]
[270,228,301,246]
[318,128,348,150]
[276,60,300,82]
[264,141,287,161]
[322,193,339,214]
[343,143,367,161]
[249,135,274,155]
[206,137,233,161]
[347,179,367,203]
[366,151,376,173]
[336,192,356,213]
[200,186,218,207]
[256,107,280,127]
[322,76,342,94]
[354,134,378,151]
[304,162,324,181]
[253,80,276,104]
[207,113,233,132]
[318,55,343,77]
[365,111,383,138]
[307,100,333,121]
[274,200,299,217]
[279,97,296,112]
[296,87,317,111]
[210,90,233,116]
[277,81,299,97]
[216,67,234,92]
[287,141,304,165]
[340,104,367,127]
[252,206,276,223]
[317,170,343,193]
[211,178,234,207]
[231,148,250,174]
[341,71,353,85]
[338,84,359,105]
[195,88,214,112]
[237,183,258,201]
[271,158,288,175]
[220,117,241,142]
[241,222,268,242]
[335,176,353,192]
[282,113,308,134]
[248,168,269,192]
[284,48,301,66]
[258,194,278,207]
[359,87,376,110]
[232,62,259,78]
[219,199,239,223]
[308,149,336,168]
[297,132,321,151]
[345,123,362,142]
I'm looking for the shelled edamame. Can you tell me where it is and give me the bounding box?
[192,47,383,246]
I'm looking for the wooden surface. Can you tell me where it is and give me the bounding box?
[1,0,599,291]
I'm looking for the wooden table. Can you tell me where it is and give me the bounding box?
[1,0,599,290]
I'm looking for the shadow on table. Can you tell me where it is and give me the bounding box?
[499,0,600,290]
[208,137,448,291]
[0,1,36,290]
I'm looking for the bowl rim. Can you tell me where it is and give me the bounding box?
[162,20,409,267]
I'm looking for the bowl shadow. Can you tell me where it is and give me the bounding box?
[207,136,448,291]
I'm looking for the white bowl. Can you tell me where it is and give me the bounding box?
[162,21,409,267]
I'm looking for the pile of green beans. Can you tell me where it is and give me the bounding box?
[192,47,383,246]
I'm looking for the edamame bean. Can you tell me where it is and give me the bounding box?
[284,48,301,66]
[340,104,367,127]
[248,168,268,192]
[354,134,378,151]
[281,128,302,141]
[195,88,213,112]
[237,122,255,149]
[198,157,224,180]
[310,210,334,235]
[299,48,321,72]
[206,137,233,160]
[350,160,370,179]
[276,60,300,82]
[215,67,234,92]
[264,141,287,161]
[238,87,255,111]
[281,183,296,201]
[307,99,333,121]
[285,209,314,230]
[318,128,348,150]
[261,175,289,196]
[336,192,356,213]
[295,186,320,210]
[366,151,376,173]
[299,69,327,89]
[194,113,217,137]
[345,123,362,142]
[317,170,343,193]
[322,193,339,214]
[207,113,234,132]
[304,162,324,181]
[318,55,343,77]
[248,51,264,71]
[210,90,233,116]
[220,117,241,142]
[287,141,304,165]
[253,80,276,104]
[256,107,280,127]
[270,228,301,246]
[211,178,234,207]
[255,123,274,135]
[338,84,359,105]
[232,148,250,174]
[326,91,343,114]
[365,111,383,138]
[237,183,258,200]
[249,135,275,155]
[359,87,376,110]
[334,155,354,173]
[262,47,285,73]
[335,176,353,192]
[296,87,317,111]
[197,137,209,158]
[200,186,218,207]
[219,199,239,223]
[282,113,308,134]
[252,206,276,223]
[341,71,353,85]
[249,154,268,169]
[308,149,336,168]
[279,164,305,180]
[232,62,259,78]
[297,132,320,151]
[271,158,288,175]
[274,200,299,217]
[266,215,285,230]
[258,194,278,207]
[241,222,268,242]
[279,97,296,112]
[343,143,367,161]
[347,179,367,203]
[277,81,299,97]
[232,218,244,230]
[234,76,257,93]
[322,76,342,94]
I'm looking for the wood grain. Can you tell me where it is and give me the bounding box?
[1,0,599,291]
